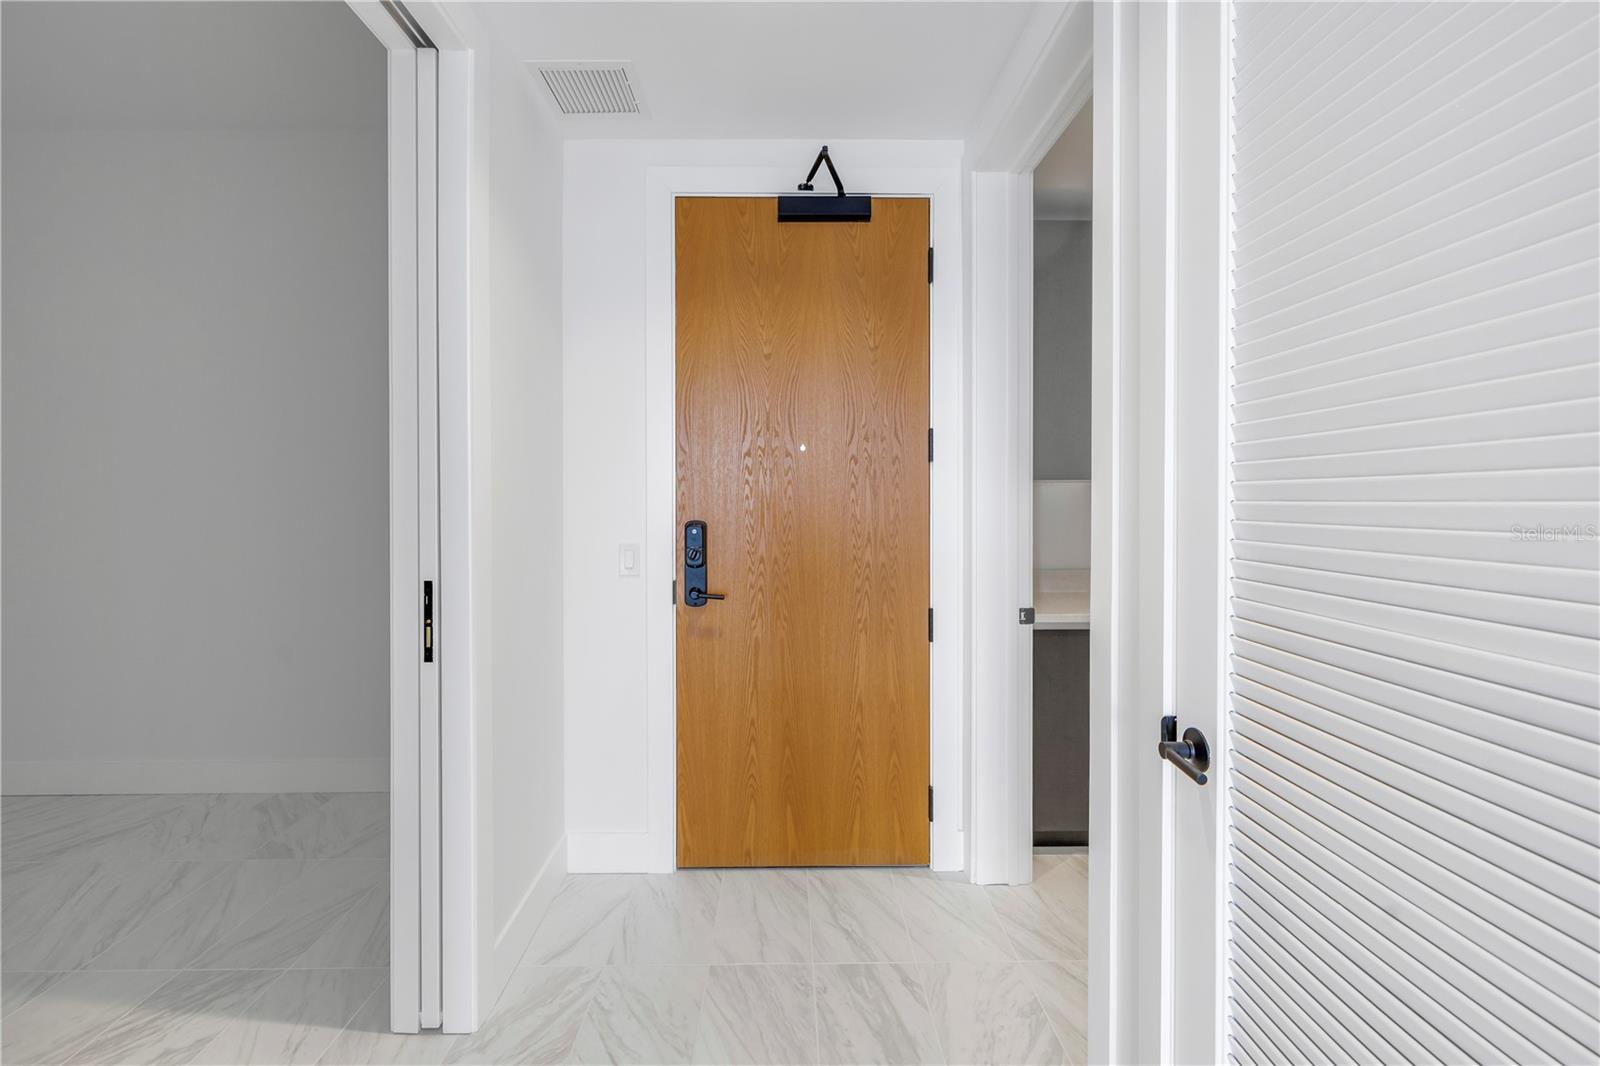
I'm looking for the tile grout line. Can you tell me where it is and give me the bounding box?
[190,859,381,972]
[808,873,821,1066]
[999,859,1081,1064]
[11,856,236,972]
[1018,960,1075,1066]
[890,871,951,1066]
[75,858,293,973]
[552,965,607,1062]
[46,968,188,1066]
[980,875,1027,963]
[312,974,386,1066]
[285,879,386,970]
[187,966,305,1065]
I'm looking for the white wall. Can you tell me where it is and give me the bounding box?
[561,139,966,871]
[415,2,568,1022]
[1,2,388,794]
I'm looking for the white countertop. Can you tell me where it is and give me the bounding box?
[1034,568,1090,630]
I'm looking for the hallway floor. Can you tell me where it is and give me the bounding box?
[2,794,1087,1064]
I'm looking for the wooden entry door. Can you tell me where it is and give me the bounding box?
[675,196,930,868]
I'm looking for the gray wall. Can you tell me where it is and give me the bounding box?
[1033,631,1089,844]
[1033,220,1092,480]
[2,3,389,781]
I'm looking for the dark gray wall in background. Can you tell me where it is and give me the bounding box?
[1033,221,1092,480]
[1034,630,1090,844]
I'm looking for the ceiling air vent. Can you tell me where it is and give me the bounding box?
[532,63,644,117]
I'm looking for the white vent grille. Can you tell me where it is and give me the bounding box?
[532,63,643,116]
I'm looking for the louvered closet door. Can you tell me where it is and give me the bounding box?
[1227,3,1600,1063]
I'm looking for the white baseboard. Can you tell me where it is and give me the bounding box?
[566,831,663,873]
[491,835,566,1000]
[1,757,390,795]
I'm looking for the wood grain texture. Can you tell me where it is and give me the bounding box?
[675,196,931,868]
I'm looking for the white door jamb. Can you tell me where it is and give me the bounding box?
[966,4,1176,1066]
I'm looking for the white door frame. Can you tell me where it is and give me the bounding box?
[347,0,476,1035]
[1167,3,1231,1063]
[965,2,1093,891]
[970,1,1228,1063]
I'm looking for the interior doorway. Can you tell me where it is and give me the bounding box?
[673,194,932,868]
[0,0,397,1057]
[1029,104,1094,852]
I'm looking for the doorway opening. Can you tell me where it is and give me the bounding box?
[0,0,423,1053]
[1029,102,1094,855]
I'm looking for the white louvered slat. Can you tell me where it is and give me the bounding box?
[1237,30,1596,245]
[1232,863,1461,1064]
[1232,518,1598,571]
[1234,801,1594,1064]
[1229,917,1392,1065]
[1233,688,1598,860]
[1231,973,1332,1065]
[1234,833,1507,1064]
[1235,150,1599,314]
[1231,742,1600,993]
[1232,301,1597,398]
[1237,358,1599,434]
[1233,4,1486,173]
[1230,615,1598,743]
[1233,650,1599,807]
[1232,576,1596,671]
[1229,468,1600,507]
[1231,633,1600,776]
[1226,4,1600,1062]
[1234,125,1598,296]
[1229,500,1600,542]
[1229,909,1405,1065]
[1236,192,1599,346]
[1236,6,1586,207]
[1233,432,1599,482]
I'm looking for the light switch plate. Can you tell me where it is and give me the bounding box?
[618,543,640,577]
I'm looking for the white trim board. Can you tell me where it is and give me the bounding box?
[625,159,967,875]
[1,759,389,795]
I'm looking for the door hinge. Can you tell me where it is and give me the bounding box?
[928,786,934,821]
[671,579,677,605]
[422,580,435,663]
[927,246,935,284]
[928,427,934,463]
[928,608,934,642]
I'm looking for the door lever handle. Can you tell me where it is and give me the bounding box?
[684,589,725,607]
[1158,715,1211,786]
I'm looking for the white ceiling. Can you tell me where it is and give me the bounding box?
[1034,98,1091,219]
[477,2,1059,140]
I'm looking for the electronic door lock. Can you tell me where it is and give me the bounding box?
[682,520,727,608]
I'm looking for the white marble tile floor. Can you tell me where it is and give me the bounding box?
[2,795,1089,1064]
